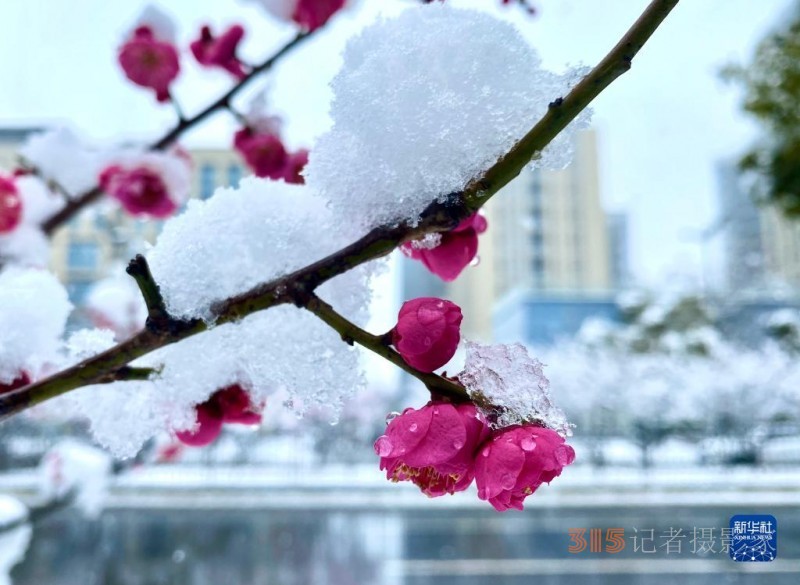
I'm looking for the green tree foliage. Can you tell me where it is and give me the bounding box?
[725,4,800,217]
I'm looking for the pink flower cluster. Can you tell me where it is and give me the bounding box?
[176,385,264,447]
[376,402,574,510]
[402,213,488,282]
[0,175,22,234]
[118,0,348,103]
[233,127,309,184]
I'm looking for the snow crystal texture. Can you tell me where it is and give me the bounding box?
[0,268,71,383]
[67,178,374,457]
[19,127,109,196]
[306,4,590,229]
[459,342,572,436]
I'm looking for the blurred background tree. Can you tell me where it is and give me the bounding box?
[725,2,800,217]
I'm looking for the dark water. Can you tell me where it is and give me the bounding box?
[12,501,800,585]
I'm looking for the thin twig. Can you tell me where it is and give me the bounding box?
[40,32,311,236]
[0,0,680,421]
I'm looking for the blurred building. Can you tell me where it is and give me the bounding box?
[402,129,626,340]
[718,160,800,292]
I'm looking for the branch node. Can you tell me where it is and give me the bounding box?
[126,254,170,330]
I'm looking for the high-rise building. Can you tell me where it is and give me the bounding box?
[402,129,621,340]
[717,160,800,292]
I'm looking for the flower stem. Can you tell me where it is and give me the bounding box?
[302,293,470,401]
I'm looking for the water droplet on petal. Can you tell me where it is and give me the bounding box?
[453,440,464,450]
[385,411,401,425]
[470,255,481,267]
[481,448,490,457]
[520,437,537,452]
[409,423,418,432]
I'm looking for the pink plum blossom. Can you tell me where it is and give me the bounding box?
[474,425,575,511]
[190,25,247,79]
[282,149,309,184]
[176,400,224,447]
[176,385,263,447]
[233,128,288,179]
[118,26,180,103]
[402,213,488,282]
[393,297,462,372]
[0,175,22,234]
[99,151,191,219]
[292,0,347,31]
[375,401,490,497]
[0,372,30,395]
[215,384,264,424]
[99,165,177,218]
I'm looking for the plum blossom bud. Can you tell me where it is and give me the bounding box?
[118,26,180,103]
[393,297,462,372]
[375,401,490,497]
[282,149,309,184]
[248,0,346,32]
[190,25,247,79]
[474,425,575,511]
[0,175,22,234]
[176,401,224,447]
[176,385,263,447]
[402,213,488,282]
[99,151,191,218]
[215,384,264,424]
[233,128,288,179]
[292,0,347,31]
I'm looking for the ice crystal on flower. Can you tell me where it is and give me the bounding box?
[409,233,441,250]
[458,342,572,437]
[0,268,71,384]
[306,4,590,229]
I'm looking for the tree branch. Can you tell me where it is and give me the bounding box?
[0,0,680,421]
[40,32,311,236]
[126,254,169,327]
[302,293,470,401]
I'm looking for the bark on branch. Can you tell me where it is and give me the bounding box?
[0,0,680,421]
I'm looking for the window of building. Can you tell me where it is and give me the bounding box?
[228,164,243,188]
[66,280,94,304]
[201,164,216,200]
[68,241,98,271]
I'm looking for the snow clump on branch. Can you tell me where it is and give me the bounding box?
[306,4,591,229]
[61,178,375,457]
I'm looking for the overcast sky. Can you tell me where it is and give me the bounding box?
[0,0,794,288]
